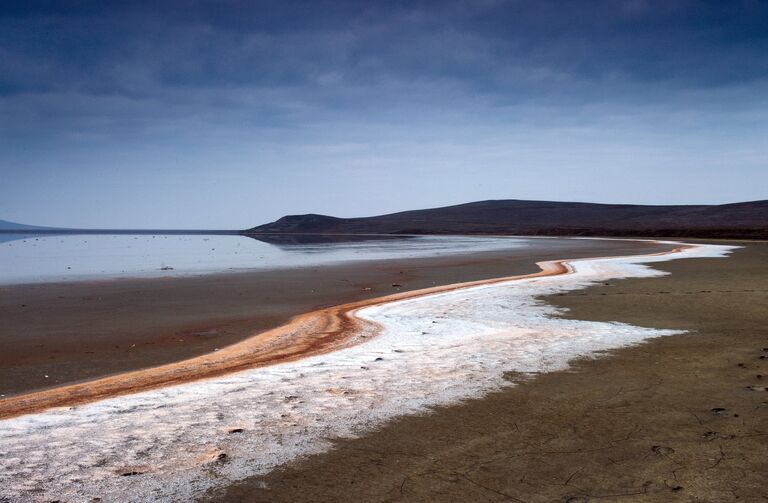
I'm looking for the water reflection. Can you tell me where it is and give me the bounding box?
[0,232,528,285]
[243,233,414,248]
[0,233,55,244]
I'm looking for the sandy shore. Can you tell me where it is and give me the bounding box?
[0,237,669,397]
[3,237,762,503]
[3,238,706,502]
[0,254,578,419]
[204,240,768,502]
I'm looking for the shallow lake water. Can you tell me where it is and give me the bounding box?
[0,233,530,285]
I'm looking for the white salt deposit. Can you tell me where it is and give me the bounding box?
[0,241,738,502]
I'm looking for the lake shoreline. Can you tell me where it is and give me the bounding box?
[3,239,726,502]
[0,238,669,397]
[206,240,768,502]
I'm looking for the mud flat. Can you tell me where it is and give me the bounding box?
[1,239,744,502]
[0,237,668,396]
[206,240,767,502]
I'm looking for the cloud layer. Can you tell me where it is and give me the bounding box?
[2,1,766,227]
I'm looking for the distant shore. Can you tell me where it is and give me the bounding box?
[0,228,240,235]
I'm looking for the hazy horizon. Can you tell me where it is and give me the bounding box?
[2,1,767,229]
[2,196,768,231]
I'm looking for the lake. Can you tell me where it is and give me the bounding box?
[0,233,530,285]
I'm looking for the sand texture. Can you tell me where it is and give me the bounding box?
[207,241,768,502]
[0,240,742,502]
[0,237,669,396]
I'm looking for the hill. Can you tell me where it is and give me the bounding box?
[247,199,768,239]
[0,219,54,231]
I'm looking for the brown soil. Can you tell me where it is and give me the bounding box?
[0,238,666,397]
[204,241,768,503]
[0,254,575,419]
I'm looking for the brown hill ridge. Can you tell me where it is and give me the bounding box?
[246,199,768,239]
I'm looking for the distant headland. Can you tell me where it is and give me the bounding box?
[0,219,240,236]
[5,199,766,239]
[247,199,768,240]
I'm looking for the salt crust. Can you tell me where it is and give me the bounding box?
[0,241,738,502]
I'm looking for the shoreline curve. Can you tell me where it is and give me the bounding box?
[0,241,686,420]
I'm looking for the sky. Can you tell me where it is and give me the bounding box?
[1,0,767,229]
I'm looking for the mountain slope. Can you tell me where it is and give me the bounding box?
[0,219,53,231]
[247,200,768,239]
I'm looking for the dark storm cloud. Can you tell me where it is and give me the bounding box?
[2,0,767,101]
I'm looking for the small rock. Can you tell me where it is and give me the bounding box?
[711,407,727,414]
[651,445,675,456]
[374,357,384,361]
[391,283,402,288]
[200,450,229,464]
[228,428,244,434]
[706,431,735,440]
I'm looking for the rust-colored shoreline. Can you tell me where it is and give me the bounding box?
[0,244,688,421]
